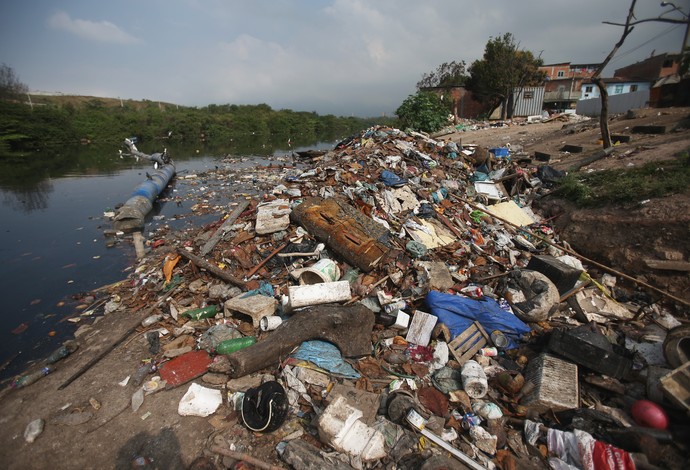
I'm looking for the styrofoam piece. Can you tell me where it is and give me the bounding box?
[317,395,386,462]
[178,383,223,417]
[255,199,291,235]
[393,310,410,330]
[405,310,438,346]
[521,353,579,412]
[287,281,351,308]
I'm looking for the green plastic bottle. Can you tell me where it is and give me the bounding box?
[213,336,256,355]
[181,305,218,320]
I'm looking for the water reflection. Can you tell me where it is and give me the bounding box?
[0,133,339,381]
[1,179,53,212]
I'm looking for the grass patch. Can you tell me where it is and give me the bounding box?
[558,148,690,207]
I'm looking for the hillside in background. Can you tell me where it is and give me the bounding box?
[1,94,396,155]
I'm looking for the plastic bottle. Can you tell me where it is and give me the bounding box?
[213,336,256,355]
[131,363,154,387]
[11,366,54,389]
[461,360,488,398]
[46,340,79,364]
[182,305,219,320]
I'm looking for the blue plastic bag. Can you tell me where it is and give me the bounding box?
[425,290,530,349]
[291,340,360,379]
[379,170,408,187]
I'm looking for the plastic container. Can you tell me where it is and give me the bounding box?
[298,258,341,285]
[213,336,256,355]
[489,147,509,158]
[461,360,488,398]
[287,281,351,308]
[260,316,283,331]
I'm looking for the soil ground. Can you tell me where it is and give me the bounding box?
[1,107,689,470]
[449,107,690,306]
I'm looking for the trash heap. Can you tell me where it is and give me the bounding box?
[30,126,690,469]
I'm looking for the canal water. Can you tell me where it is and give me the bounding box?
[0,136,334,381]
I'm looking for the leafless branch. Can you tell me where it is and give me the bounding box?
[603,17,689,26]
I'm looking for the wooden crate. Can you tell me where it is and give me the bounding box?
[448,321,490,365]
[660,362,690,416]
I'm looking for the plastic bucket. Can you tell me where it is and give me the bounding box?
[299,258,341,285]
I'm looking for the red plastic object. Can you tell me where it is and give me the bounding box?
[159,350,212,389]
[631,400,669,429]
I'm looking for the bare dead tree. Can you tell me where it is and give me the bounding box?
[591,1,637,149]
[594,0,690,148]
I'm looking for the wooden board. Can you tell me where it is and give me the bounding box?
[660,362,690,415]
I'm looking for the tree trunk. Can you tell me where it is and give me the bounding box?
[593,77,612,148]
[591,0,637,149]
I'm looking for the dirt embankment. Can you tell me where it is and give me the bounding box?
[456,107,690,306]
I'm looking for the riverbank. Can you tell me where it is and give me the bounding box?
[1,112,689,469]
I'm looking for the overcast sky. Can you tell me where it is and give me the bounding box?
[1,0,686,116]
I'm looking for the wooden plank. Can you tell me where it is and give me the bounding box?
[644,259,690,272]
[200,199,250,256]
[660,362,690,413]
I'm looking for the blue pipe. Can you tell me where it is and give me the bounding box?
[113,163,176,231]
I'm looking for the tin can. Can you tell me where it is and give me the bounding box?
[461,412,481,430]
[480,347,498,357]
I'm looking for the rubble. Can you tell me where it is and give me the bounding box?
[9,124,690,469]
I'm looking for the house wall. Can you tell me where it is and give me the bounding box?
[576,89,650,116]
[541,63,571,80]
[580,81,651,100]
[614,54,679,80]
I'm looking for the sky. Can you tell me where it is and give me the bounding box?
[0,0,686,117]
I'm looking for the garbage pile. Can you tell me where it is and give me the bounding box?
[25,126,690,469]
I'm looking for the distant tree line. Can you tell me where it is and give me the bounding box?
[0,65,394,155]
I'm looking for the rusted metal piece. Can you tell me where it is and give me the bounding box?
[291,197,390,273]
[245,242,289,279]
[226,303,374,378]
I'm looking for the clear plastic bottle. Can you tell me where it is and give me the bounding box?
[46,340,79,364]
[11,366,54,389]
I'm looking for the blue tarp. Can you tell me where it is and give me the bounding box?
[425,291,531,349]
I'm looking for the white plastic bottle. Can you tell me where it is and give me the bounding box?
[461,360,488,398]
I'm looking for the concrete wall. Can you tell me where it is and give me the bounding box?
[576,89,650,116]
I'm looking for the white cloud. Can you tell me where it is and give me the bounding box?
[48,11,139,44]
